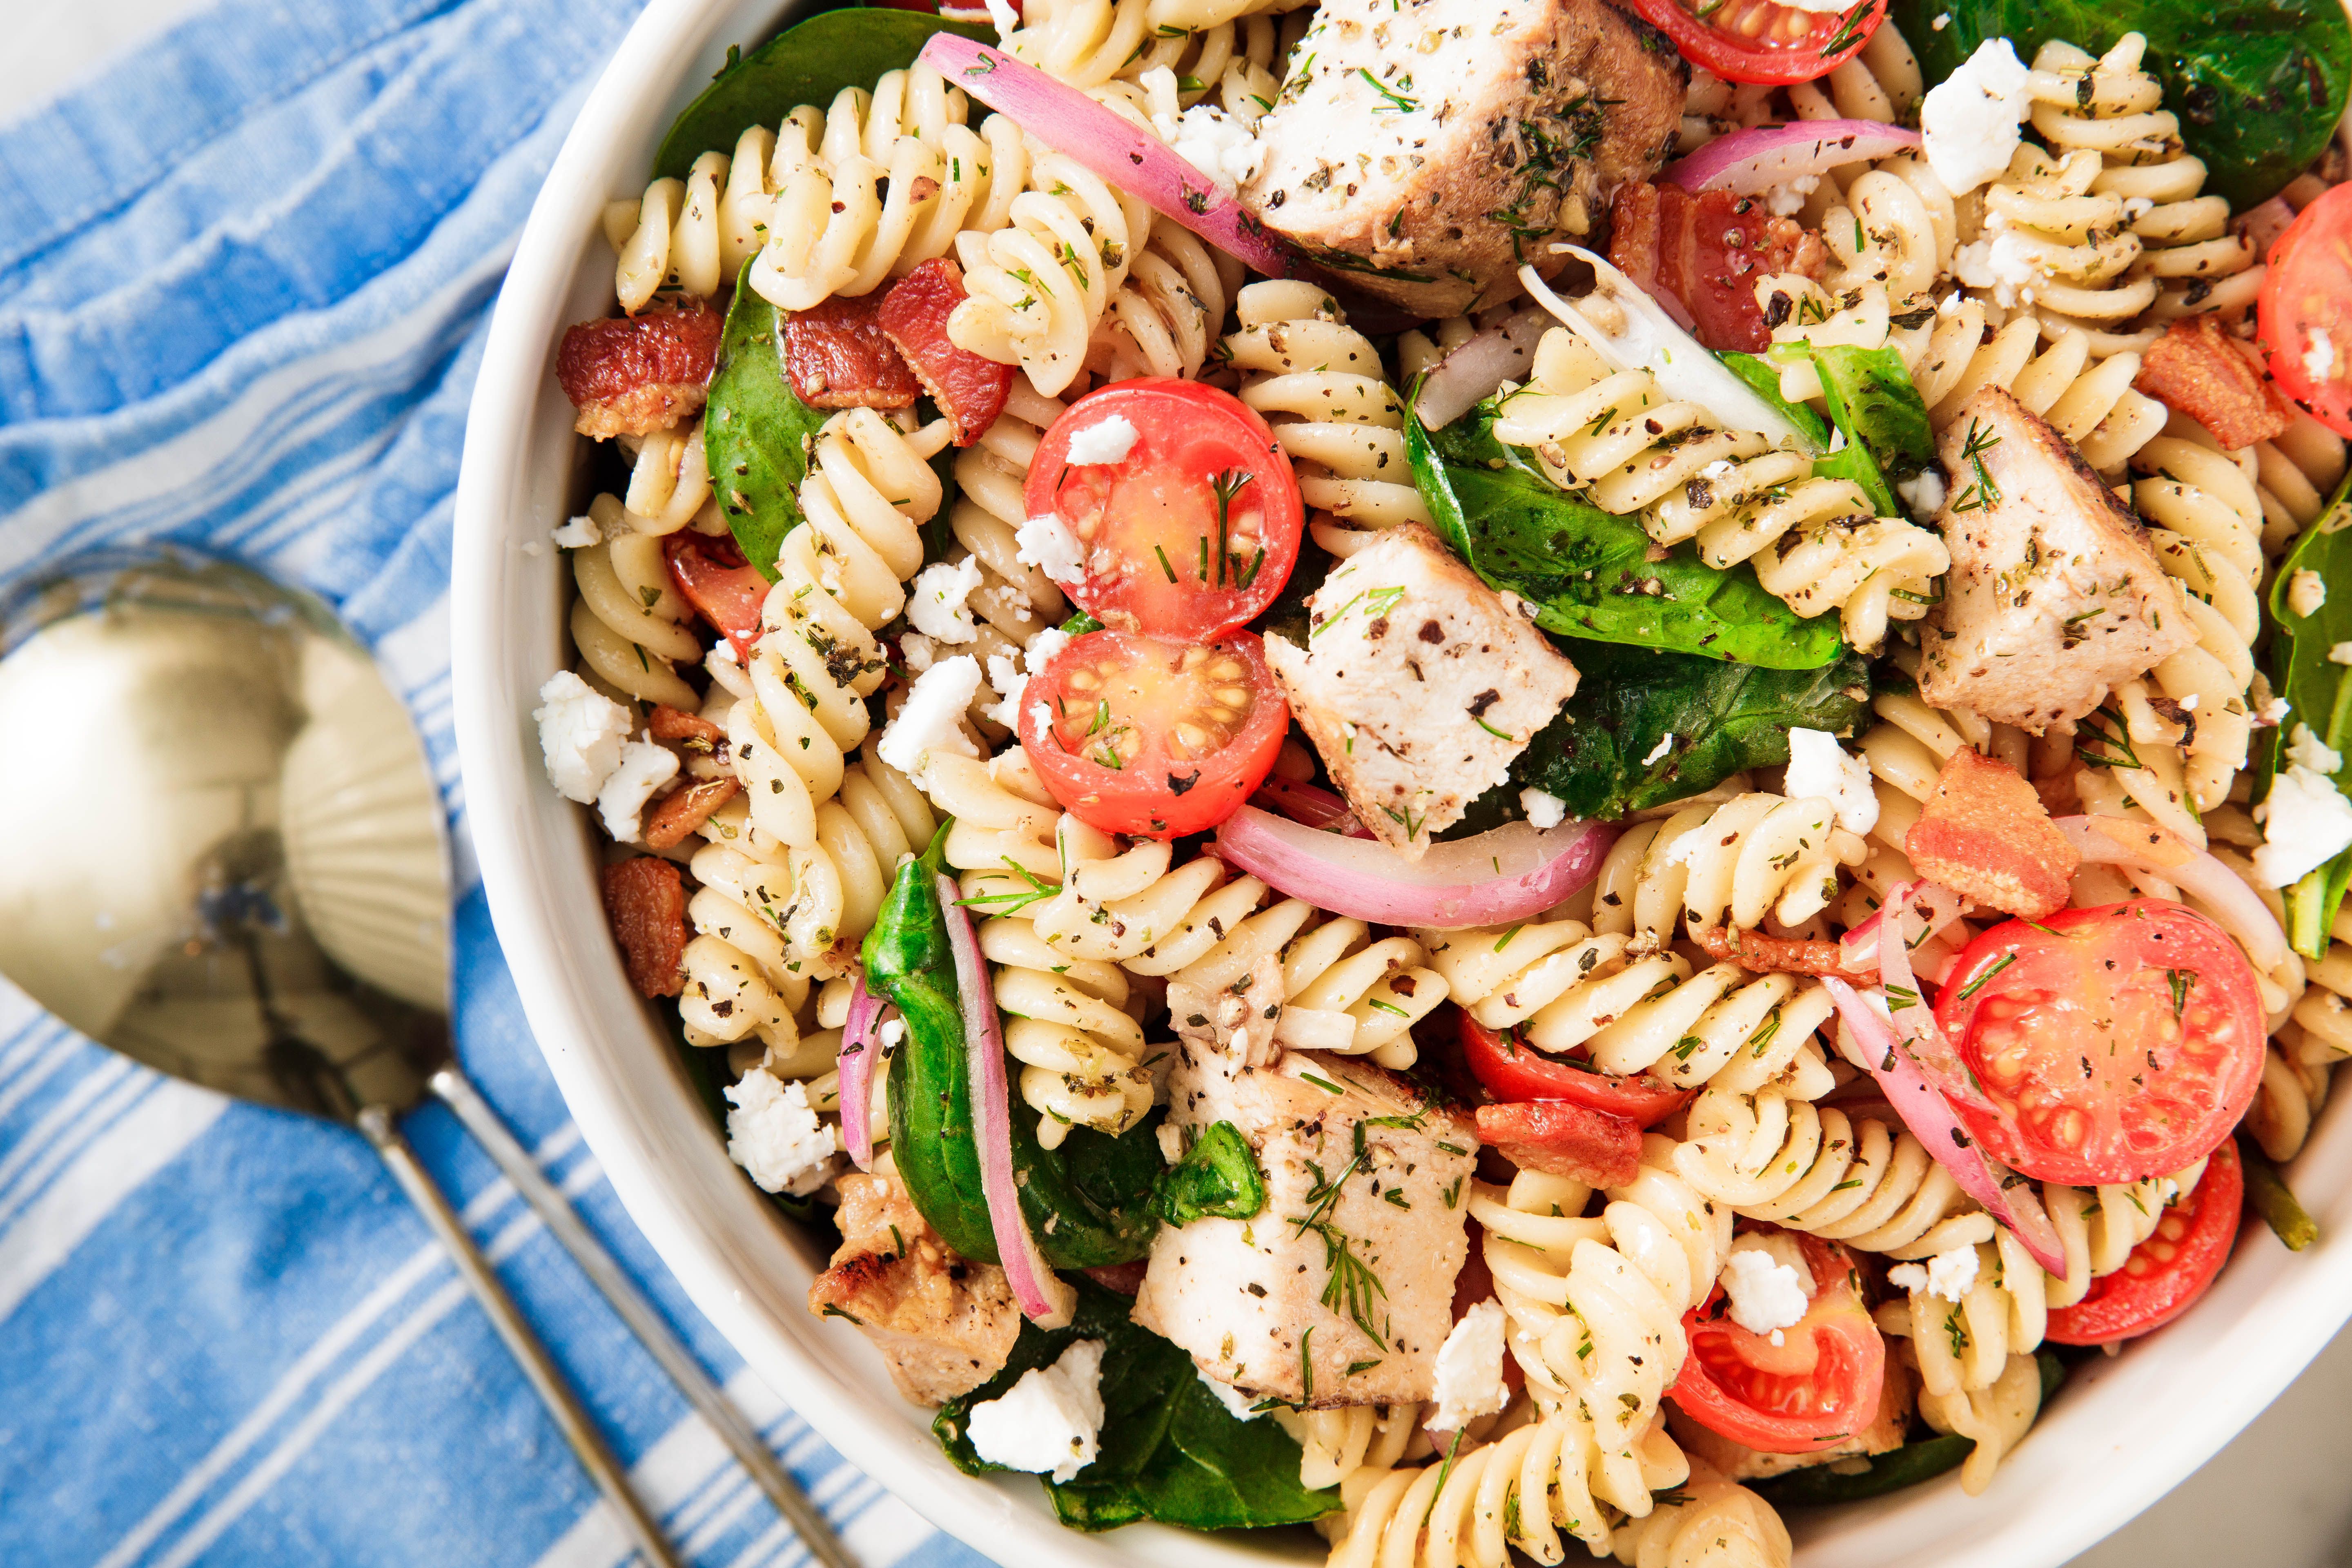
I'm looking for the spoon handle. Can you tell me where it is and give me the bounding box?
[357,1105,683,1568]
[428,1067,855,1568]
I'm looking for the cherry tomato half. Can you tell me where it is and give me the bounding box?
[1625,0,1886,87]
[664,531,768,660]
[1931,900,2265,1187]
[1017,628,1288,839]
[2261,181,2352,438]
[1670,1231,1885,1453]
[1023,379,1303,639]
[1458,1013,1694,1128]
[2047,1140,2243,1346]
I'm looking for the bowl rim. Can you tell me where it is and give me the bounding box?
[449,3,2352,1564]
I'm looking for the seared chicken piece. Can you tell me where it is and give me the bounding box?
[1240,0,1685,316]
[808,1163,1019,1406]
[1918,388,2195,731]
[1134,1033,1477,1409]
[1264,524,1580,859]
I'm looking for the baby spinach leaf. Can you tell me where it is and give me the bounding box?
[702,260,830,577]
[1809,343,1935,485]
[2260,472,2352,957]
[1892,0,2352,208]
[655,5,996,181]
[933,1280,1337,1531]
[1155,1122,1267,1225]
[1718,350,1832,450]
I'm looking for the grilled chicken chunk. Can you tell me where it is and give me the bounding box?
[1134,1019,1477,1409]
[808,1163,1018,1406]
[1917,388,2195,731]
[1239,0,1686,317]
[1265,524,1580,860]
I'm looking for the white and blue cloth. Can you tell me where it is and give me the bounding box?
[0,3,995,1564]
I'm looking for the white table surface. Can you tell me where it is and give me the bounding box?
[8,4,2351,1565]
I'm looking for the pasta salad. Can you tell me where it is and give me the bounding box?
[533,0,2352,1559]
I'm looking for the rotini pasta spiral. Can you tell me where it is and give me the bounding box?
[1590,793,1867,943]
[1003,0,1301,92]
[1289,1402,1428,1492]
[934,374,1073,729]
[1685,1102,1998,1259]
[1787,21,1922,128]
[566,493,704,711]
[617,419,717,535]
[2252,410,2349,558]
[1606,1457,1793,1568]
[1912,1350,2043,1497]
[2252,909,2352,1161]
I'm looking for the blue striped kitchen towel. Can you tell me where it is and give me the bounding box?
[0,3,995,1566]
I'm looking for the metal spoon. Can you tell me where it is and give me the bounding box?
[0,546,851,1568]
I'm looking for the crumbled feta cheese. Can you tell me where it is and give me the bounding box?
[877,1016,906,1056]
[983,0,1018,41]
[1701,459,1738,481]
[2288,722,2344,776]
[2179,693,2199,711]
[1145,84,1268,191]
[534,671,634,804]
[1158,1122,1186,1165]
[1642,732,1675,766]
[1931,9,1950,27]
[725,1069,840,1196]
[2330,643,2352,666]
[966,1339,1107,1483]
[2254,766,2352,887]
[876,657,982,788]
[551,512,601,549]
[984,626,1074,730]
[1952,228,2042,308]
[1896,467,1948,521]
[2289,568,2328,618]
[1887,1245,1980,1303]
[1430,1299,1510,1430]
[1016,512,1087,585]
[2252,673,2292,727]
[1520,786,1568,830]
[1029,699,1056,737]
[908,557,985,645]
[1920,38,2032,195]
[901,632,937,674]
[1195,1366,1265,1422]
[1763,173,1820,218]
[1784,728,1880,836]
[1063,412,1142,467]
[597,737,681,842]
[2307,325,2336,390]
[1719,1234,1813,1342]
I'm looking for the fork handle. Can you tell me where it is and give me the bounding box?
[358,1105,682,1568]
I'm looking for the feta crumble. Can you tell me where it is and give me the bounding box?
[725,1069,840,1196]
[1719,1233,1813,1344]
[907,557,985,645]
[1887,1245,1980,1303]
[1520,786,1569,830]
[984,625,1073,730]
[1952,227,2042,309]
[1763,173,1820,218]
[1016,512,1087,586]
[1784,728,1880,835]
[1143,75,1268,191]
[1195,1365,1265,1422]
[2254,765,2352,888]
[983,0,1018,41]
[534,671,634,804]
[966,1339,1107,1483]
[1430,1299,1510,1430]
[2289,568,2328,618]
[597,737,681,843]
[2287,723,2344,777]
[551,512,602,549]
[877,656,982,788]
[1920,38,2032,196]
[900,632,937,674]
[1642,732,1675,766]
[1896,467,1948,522]
[1063,412,1142,467]
[2307,325,2336,390]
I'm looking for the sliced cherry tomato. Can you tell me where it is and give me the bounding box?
[2261,181,2352,438]
[664,531,769,660]
[1022,379,1303,639]
[1625,0,1885,86]
[1458,1013,1693,1128]
[1931,900,2265,1186]
[1672,1231,1884,1453]
[1018,628,1287,839]
[2047,1141,2243,1346]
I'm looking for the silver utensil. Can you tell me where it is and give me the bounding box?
[0,547,850,1568]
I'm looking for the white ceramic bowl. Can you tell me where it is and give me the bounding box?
[450,5,2352,1561]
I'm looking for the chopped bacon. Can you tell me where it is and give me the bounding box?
[1693,926,1872,980]
[2134,317,2294,450]
[1474,1100,1642,1189]
[556,298,723,440]
[648,703,726,747]
[664,531,770,662]
[644,777,740,851]
[784,291,922,410]
[601,856,688,998]
[1905,748,2081,920]
[1607,182,1829,354]
[878,258,1016,445]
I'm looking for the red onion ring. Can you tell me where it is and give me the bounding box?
[837,976,883,1171]
[2054,814,2290,974]
[1214,806,1614,929]
[1412,308,1552,430]
[1836,881,1966,973]
[1660,120,1922,196]
[940,873,1075,1326]
[1249,777,1374,839]
[915,34,1300,279]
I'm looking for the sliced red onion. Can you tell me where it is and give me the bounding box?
[2054,815,2290,974]
[837,977,884,1171]
[1214,806,1614,929]
[1660,120,1922,197]
[1823,976,2069,1280]
[940,873,1075,1326]
[1413,308,1553,429]
[1250,777,1374,840]
[1836,881,1967,973]
[915,34,1299,280]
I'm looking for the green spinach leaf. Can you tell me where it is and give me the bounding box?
[2261,472,2352,957]
[1718,350,1832,450]
[1155,1122,1267,1225]
[1810,343,1936,485]
[655,5,995,181]
[702,261,831,576]
[1891,0,2352,209]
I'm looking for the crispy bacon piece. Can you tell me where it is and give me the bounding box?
[663,532,769,662]
[2134,317,2293,450]
[1905,748,2080,920]
[1694,926,1871,980]
[648,703,726,747]
[556,298,723,439]
[601,856,688,998]
[644,777,739,851]
[878,258,1015,445]
[1474,1100,1642,1189]
[1608,182,1830,354]
[784,291,922,410]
